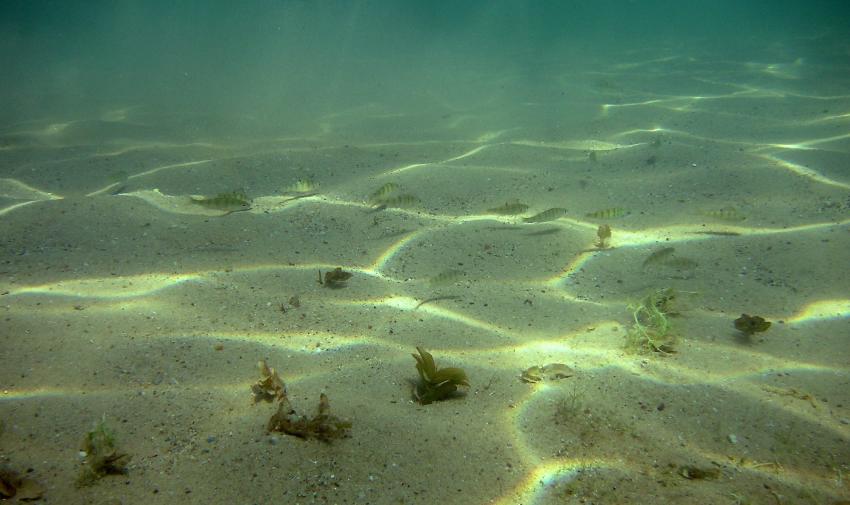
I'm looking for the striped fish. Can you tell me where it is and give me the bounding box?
[429,269,464,287]
[585,207,626,219]
[369,182,402,204]
[378,193,419,208]
[523,207,568,223]
[642,247,675,268]
[703,206,746,222]
[662,257,699,270]
[190,191,252,212]
[283,178,317,194]
[487,200,529,215]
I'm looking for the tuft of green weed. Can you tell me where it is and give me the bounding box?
[624,288,677,354]
[553,387,584,425]
[76,417,131,487]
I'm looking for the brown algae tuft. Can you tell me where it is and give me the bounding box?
[252,360,351,442]
[76,418,132,487]
[411,347,470,405]
[734,314,771,336]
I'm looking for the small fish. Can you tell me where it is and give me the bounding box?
[107,183,127,195]
[487,200,529,215]
[523,207,567,223]
[283,179,317,194]
[703,206,746,222]
[585,207,625,219]
[690,230,741,236]
[368,182,401,204]
[662,257,699,270]
[280,192,318,204]
[378,193,419,208]
[642,246,675,268]
[414,294,462,310]
[190,192,252,213]
[428,269,464,287]
[642,248,698,278]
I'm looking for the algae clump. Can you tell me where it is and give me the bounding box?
[624,288,678,354]
[412,347,470,404]
[252,360,351,442]
[76,417,131,487]
[734,314,771,336]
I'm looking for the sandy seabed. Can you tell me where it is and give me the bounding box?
[1,51,849,505]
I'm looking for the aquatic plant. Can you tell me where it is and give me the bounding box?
[411,347,469,405]
[734,314,771,336]
[266,392,351,442]
[595,224,611,248]
[252,360,351,442]
[553,387,584,425]
[624,288,677,354]
[76,417,131,487]
[318,267,353,288]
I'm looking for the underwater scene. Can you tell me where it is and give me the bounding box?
[1,1,849,504]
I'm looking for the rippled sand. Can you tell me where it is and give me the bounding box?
[1,51,849,504]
